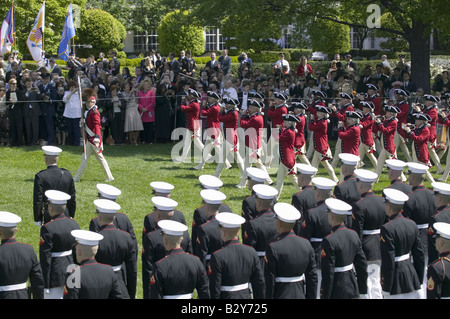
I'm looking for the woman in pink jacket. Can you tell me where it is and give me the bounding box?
[138,79,156,144]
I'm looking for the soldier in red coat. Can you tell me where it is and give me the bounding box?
[309,105,339,183]
[365,84,383,116]
[175,88,204,163]
[194,91,222,170]
[305,90,327,160]
[74,90,114,182]
[394,89,413,162]
[374,105,401,179]
[267,92,288,168]
[214,97,245,179]
[292,101,310,165]
[437,107,450,181]
[400,112,435,183]
[422,95,444,174]
[275,114,301,198]
[337,110,361,157]
[238,99,273,187]
[331,92,355,167]
[358,101,378,169]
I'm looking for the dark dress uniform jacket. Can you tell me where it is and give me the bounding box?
[33,165,76,224]
[143,209,186,235]
[150,247,210,299]
[96,224,137,299]
[242,194,276,239]
[427,251,450,299]
[196,216,223,269]
[299,200,331,269]
[39,213,80,289]
[291,185,316,235]
[386,178,412,195]
[64,258,124,299]
[380,213,425,295]
[265,231,317,299]
[403,185,436,257]
[209,239,264,299]
[0,238,44,299]
[334,174,361,226]
[352,191,386,261]
[428,205,450,263]
[321,224,368,299]
[142,228,192,299]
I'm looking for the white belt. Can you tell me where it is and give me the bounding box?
[275,274,305,283]
[334,264,354,272]
[111,265,122,272]
[417,223,428,229]
[220,283,249,292]
[256,251,266,257]
[0,282,27,292]
[310,237,323,242]
[362,229,380,235]
[441,297,450,299]
[51,250,72,257]
[163,293,193,299]
[394,253,410,262]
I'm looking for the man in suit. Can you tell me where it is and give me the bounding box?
[169,52,181,80]
[33,146,76,226]
[345,54,358,73]
[22,77,41,146]
[39,73,58,146]
[47,57,62,77]
[206,52,220,72]
[238,52,253,71]
[218,49,232,75]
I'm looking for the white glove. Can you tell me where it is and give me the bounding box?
[34,221,42,226]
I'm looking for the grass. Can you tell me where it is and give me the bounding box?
[0,139,442,299]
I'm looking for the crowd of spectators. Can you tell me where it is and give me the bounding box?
[0,49,448,147]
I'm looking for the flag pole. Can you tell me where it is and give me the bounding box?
[12,1,16,54]
[42,0,45,59]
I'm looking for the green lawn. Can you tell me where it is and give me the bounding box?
[0,139,442,298]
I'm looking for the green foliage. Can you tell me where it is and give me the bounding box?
[157,10,205,57]
[77,9,126,56]
[309,18,350,56]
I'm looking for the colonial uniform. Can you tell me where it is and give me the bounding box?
[305,90,327,159]
[267,92,288,167]
[358,101,378,169]
[337,111,361,157]
[426,222,450,299]
[437,110,450,181]
[291,102,310,165]
[265,203,318,299]
[423,95,444,174]
[331,93,355,167]
[320,198,368,299]
[33,146,76,225]
[0,212,44,299]
[394,89,413,162]
[209,213,265,299]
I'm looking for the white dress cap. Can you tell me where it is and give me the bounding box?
[325,198,353,215]
[295,163,318,175]
[385,159,407,171]
[45,190,71,205]
[406,162,429,174]
[158,220,188,236]
[354,169,378,183]
[246,167,269,182]
[339,153,360,166]
[433,222,450,240]
[199,175,223,190]
[97,183,121,200]
[94,199,121,214]
[0,211,22,227]
[432,182,450,196]
[71,229,104,246]
[273,203,301,223]
[216,212,246,228]
[311,177,337,190]
[151,196,178,211]
[42,145,62,156]
[150,181,174,194]
[200,189,227,204]
[252,184,278,200]
[383,188,409,205]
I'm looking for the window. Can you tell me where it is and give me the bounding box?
[205,28,224,52]
[134,31,158,52]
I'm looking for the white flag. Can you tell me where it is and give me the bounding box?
[26,2,45,64]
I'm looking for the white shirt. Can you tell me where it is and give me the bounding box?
[275,59,290,73]
[62,91,82,119]
[221,87,238,100]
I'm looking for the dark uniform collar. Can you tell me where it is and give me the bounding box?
[388,212,403,221]
[361,191,375,198]
[412,185,426,191]
[51,212,66,220]
[302,184,314,190]
[344,174,356,181]
[99,223,117,231]
[168,247,185,255]
[79,258,97,266]
[331,223,346,233]
[277,230,295,240]
[223,238,240,247]
[439,251,450,258]
[438,204,450,212]
[1,238,17,245]
[391,178,403,185]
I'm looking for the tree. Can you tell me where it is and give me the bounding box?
[157,10,204,57]
[309,18,350,56]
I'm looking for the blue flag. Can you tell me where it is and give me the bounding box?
[57,4,75,61]
[0,5,15,55]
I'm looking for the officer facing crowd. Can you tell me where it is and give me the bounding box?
[427,222,450,299]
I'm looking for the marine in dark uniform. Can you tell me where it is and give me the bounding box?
[39,190,80,299]
[64,230,125,299]
[384,159,412,194]
[265,203,317,299]
[94,199,137,299]
[0,212,44,299]
[380,188,425,299]
[321,198,368,299]
[427,222,450,299]
[33,146,76,225]
[150,220,210,299]
[209,213,265,299]
[334,153,361,207]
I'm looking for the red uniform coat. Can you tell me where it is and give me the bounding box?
[85,106,102,153]
[308,118,329,156]
[400,124,430,164]
[278,126,296,170]
[423,106,438,143]
[360,112,375,148]
[332,103,354,122]
[267,104,287,128]
[338,124,361,156]
[294,114,306,151]
[395,100,410,129]
[218,109,238,147]
[308,99,325,115]
[201,103,220,139]
[375,117,397,154]
[180,100,200,133]
[366,95,383,116]
[240,112,264,152]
